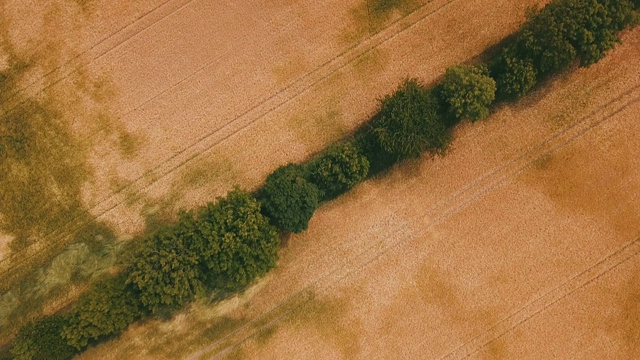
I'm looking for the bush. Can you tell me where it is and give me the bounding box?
[490,49,538,100]
[439,64,496,122]
[196,188,280,291]
[371,79,449,159]
[518,8,577,76]
[307,142,370,200]
[352,125,397,176]
[258,164,320,233]
[126,211,206,313]
[62,275,146,350]
[505,0,637,78]
[11,315,77,360]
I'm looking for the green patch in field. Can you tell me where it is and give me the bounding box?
[0,92,90,253]
[413,264,505,356]
[532,153,553,171]
[139,150,249,217]
[200,316,245,341]
[69,0,97,15]
[179,153,239,190]
[284,291,361,359]
[342,0,424,43]
[287,99,347,150]
[254,324,278,345]
[117,131,145,158]
[271,54,307,86]
[223,348,245,360]
[612,271,640,359]
[95,111,147,160]
[353,48,389,77]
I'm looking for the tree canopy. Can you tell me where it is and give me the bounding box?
[196,188,280,291]
[371,79,449,159]
[126,211,206,313]
[307,142,370,200]
[62,275,146,350]
[491,50,538,100]
[258,164,320,233]
[490,0,638,99]
[439,65,496,122]
[11,315,76,360]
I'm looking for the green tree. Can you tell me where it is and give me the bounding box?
[307,142,370,200]
[518,8,577,76]
[11,315,77,360]
[507,0,637,77]
[568,0,637,66]
[62,275,146,350]
[126,211,206,313]
[258,164,320,233]
[371,79,449,159]
[196,188,280,291]
[439,64,496,122]
[490,49,538,100]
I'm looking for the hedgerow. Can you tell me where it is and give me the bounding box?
[491,0,638,99]
[7,1,637,358]
[62,275,146,350]
[439,64,496,123]
[126,211,206,313]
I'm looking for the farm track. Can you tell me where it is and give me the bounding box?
[0,0,463,283]
[188,84,640,360]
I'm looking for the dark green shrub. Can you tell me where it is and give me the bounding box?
[126,211,206,313]
[196,188,280,291]
[544,0,636,67]
[62,275,146,350]
[307,142,370,200]
[505,0,637,78]
[518,8,577,76]
[371,79,449,159]
[490,49,538,100]
[11,315,77,360]
[439,64,496,122]
[258,164,320,233]
[352,125,397,176]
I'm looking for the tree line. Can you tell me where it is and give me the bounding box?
[9,0,638,358]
